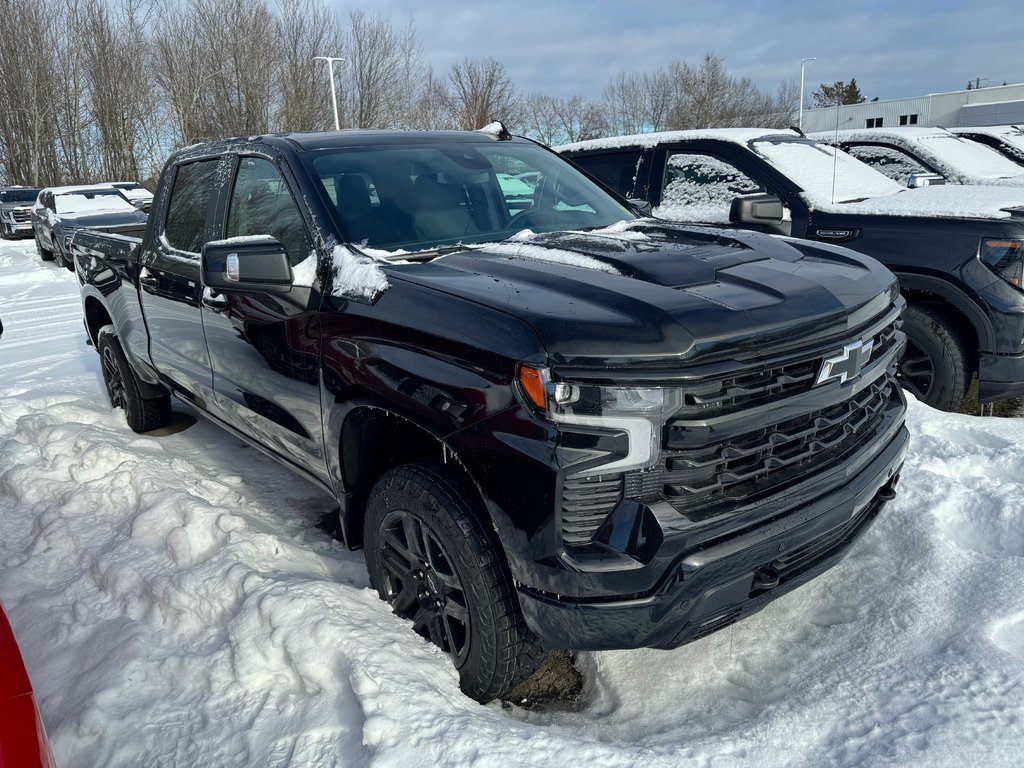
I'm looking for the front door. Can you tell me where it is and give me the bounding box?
[200,155,328,481]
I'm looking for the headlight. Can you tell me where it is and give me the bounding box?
[518,364,682,474]
[979,238,1024,289]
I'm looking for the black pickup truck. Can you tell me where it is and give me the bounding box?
[560,129,1024,411]
[73,129,907,702]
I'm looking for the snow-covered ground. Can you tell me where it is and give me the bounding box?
[1,237,1023,767]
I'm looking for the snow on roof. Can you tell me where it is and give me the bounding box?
[556,128,797,154]
[813,127,1024,184]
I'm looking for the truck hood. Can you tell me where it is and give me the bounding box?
[56,209,148,228]
[387,221,897,367]
[834,185,1024,221]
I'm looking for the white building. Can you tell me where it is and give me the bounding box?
[799,83,1024,134]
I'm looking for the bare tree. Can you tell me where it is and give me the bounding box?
[523,93,606,146]
[445,57,521,131]
[275,0,341,132]
[341,11,419,129]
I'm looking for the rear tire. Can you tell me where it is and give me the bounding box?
[97,325,171,433]
[364,461,545,703]
[36,233,54,262]
[898,304,970,411]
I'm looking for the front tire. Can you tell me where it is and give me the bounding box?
[97,325,171,433]
[36,233,54,262]
[364,461,544,702]
[898,304,970,411]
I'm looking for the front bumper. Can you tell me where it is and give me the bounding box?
[1,219,33,237]
[979,350,1024,402]
[517,421,908,651]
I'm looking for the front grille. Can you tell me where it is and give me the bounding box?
[12,208,31,222]
[673,320,901,420]
[627,374,900,520]
[558,310,903,546]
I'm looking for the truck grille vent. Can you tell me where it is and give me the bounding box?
[628,374,899,520]
[560,474,623,546]
[674,321,901,419]
[12,208,31,222]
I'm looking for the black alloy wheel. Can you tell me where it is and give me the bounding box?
[364,461,544,702]
[897,303,969,411]
[96,325,171,433]
[375,508,472,666]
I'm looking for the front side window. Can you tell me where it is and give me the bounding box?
[164,159,220,253]
[657,152,767,222]
[226,157,308,266]
[845,144,933,186]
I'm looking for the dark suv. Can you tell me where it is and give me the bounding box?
[32,185,148,270]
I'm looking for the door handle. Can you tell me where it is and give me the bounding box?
[202,287,228,310]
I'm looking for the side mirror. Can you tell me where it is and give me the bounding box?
[202,236,293,294]
[627,198,652,216]
[907,173,946,188]
[730,193,792,234]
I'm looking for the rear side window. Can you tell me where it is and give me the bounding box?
[570,151,644,198]
[164,159,220,253]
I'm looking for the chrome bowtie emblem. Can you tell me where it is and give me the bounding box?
[817,339,875,385]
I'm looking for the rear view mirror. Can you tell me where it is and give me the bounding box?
[730,193,790,235]
[907,173,946,188]
[202,236,293,294]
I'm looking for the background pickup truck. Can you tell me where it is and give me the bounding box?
[560,129,1024,411]
[72,128,907,702]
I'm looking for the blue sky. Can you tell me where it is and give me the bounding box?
[331,0,1024,103]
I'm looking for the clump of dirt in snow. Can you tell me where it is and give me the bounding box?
[502,651,584,711]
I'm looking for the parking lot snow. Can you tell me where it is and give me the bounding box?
[1,238,1023,766]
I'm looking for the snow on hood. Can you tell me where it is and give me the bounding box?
[834,184,1024,219]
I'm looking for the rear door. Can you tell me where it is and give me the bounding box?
[139,156,224,407]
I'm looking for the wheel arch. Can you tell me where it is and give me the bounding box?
[895,272,989,363]
[330,403,491,551]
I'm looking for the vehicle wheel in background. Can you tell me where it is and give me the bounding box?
[364,461,545,703]
[35,233,54,261]
[898,303,970,411]
[97,325,172,433]
[0,222,11,239]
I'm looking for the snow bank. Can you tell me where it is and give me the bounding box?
[2,238,1024,766]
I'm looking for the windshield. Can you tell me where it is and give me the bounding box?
[918,134,1024,179]
[54,189,138,215]
[304,140,636,253]
[0,189,39,203]
[751,138,905,205]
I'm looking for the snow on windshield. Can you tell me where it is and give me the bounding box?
[55,191,137,214]
[918,135,1024,180]
[752,139,904,206]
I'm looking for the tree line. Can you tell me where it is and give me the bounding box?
[0,0,798,187]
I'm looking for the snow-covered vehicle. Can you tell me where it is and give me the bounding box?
[108,181,155,213]
[71,129,907,702]
[0,186,40,239]
[950,125,1024,167]
[560,128,1024,410]
[811,126,1024,188]
[32,184,148,270]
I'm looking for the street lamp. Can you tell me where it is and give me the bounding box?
[314,56,346,131]
[799,57,817,131]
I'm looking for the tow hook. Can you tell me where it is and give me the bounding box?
[752,567,781,591]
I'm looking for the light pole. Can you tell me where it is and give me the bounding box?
[799,57,817,131]
[314,56,346,131]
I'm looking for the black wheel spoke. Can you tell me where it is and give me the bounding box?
[389,577,419,616]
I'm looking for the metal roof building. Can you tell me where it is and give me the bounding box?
[800,83,1024,134]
